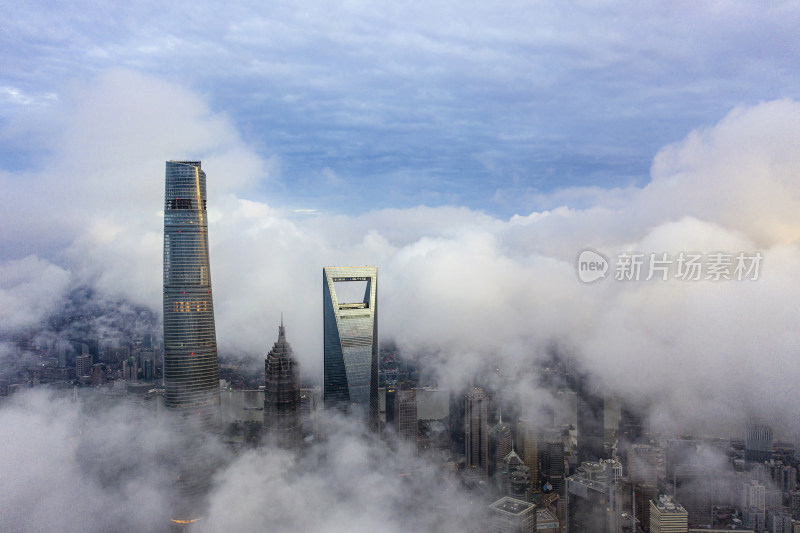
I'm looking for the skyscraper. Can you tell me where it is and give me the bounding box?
[465,387,490,479]
[162,160,221,523]
[163,160,221,425]
[489,419,512,478]
[649,496,688,533]
[517,418,540,491]
[576,375,605,464]
[488,497,537,533]
[395,389,418,444]
[566,461,623,533]
[745,424,773,464]
[264,319,301,448]
[323,266,378,428]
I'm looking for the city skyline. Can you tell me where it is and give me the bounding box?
[1,2,800,530]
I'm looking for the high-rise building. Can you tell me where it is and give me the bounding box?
[628,444,661,486]
[489,420,513,478]
[162,160,221,523]
[502,450,533,503]
[649,496,688,533]
[488,497,537,533]
[576,375,605,464]
[634,483,658,533]
[122,357,138,382]
[465,387,490,479]
[264,320,301,448]
[163,160,221,424]
[517,418,540,491]
[745,425,773,464]
[395,389,418,444]
[741,479,766,512]
[566,461,623,533]
[542,435,566,522]
[323,266,378,429]
[76,353,92,379]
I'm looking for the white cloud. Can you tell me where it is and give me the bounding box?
[1,71,799,438]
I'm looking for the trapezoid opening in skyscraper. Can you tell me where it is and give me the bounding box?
[323,266,378,429]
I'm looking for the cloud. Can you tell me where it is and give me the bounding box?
[4,2,800,214]
[0,256,71,332]
[1,71,799,440]
[0,390,175,531]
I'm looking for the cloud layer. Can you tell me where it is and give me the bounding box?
[1,71,799,440]
[3,1,800,214]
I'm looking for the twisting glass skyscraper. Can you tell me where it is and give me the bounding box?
[163,160,221,424]
[323,266,378,429]
[163,161,222,525]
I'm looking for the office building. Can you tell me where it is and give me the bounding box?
[517,418,540,491]
[488,496,537,533]
[162,160,222,523]
[490,420,513,477]
[649,496,688,533]
[465,387,490,479]
[122,358,138,382]
[507,458,533,502]
[576,376,605,464]
[634,483,658,533]
[741,479,766,511]
[566,461,623,533]
[395,389,418,444]
[745,425,773,464]
[162,160,221,425]
[76,354,92,379]
[264,320,301,448]
[323,266,378,429]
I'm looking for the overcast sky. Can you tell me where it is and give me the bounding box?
[2,1,799,215]
[1,1,800,438]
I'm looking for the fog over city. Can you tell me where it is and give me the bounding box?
[2,1,800,531]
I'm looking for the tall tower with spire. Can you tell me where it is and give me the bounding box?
[264,318,301,447]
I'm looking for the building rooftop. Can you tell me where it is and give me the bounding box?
[490,497,535,515]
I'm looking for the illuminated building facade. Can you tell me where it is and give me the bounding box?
[264,320,301,447]
[323,266,378,428]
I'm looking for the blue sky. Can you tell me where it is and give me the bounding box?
[3,0,799,216]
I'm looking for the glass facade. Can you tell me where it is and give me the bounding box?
[163,160,221,427]
[323,266,378,429]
